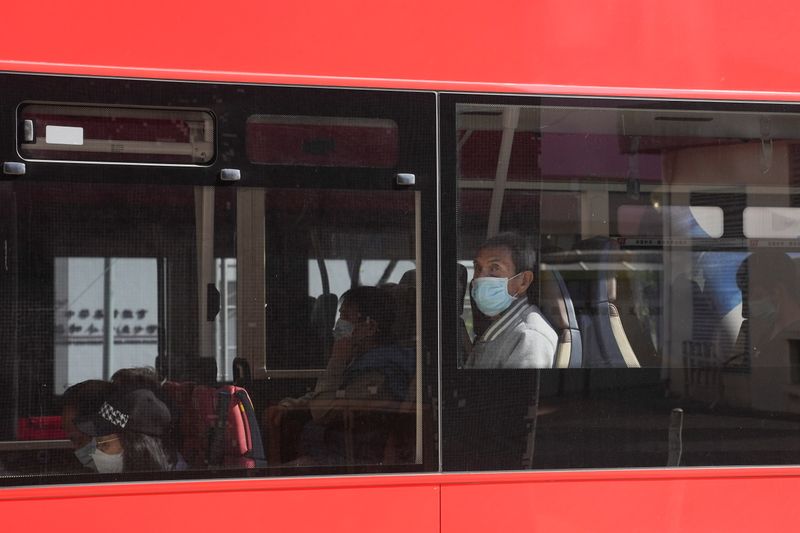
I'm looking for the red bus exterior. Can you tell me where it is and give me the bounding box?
[1,0,799,99]
[2,2,800,532]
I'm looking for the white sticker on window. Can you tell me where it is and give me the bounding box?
[45,125,84,145]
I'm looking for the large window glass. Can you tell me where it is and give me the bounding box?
[443,99,800,471]
[0,74,436,486]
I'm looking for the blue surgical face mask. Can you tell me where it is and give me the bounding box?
[471,273,522,318]
[74,437,97,470]
[332,319,355,340]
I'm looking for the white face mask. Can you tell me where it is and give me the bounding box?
[74,438,97,470]
[91,449,123,474]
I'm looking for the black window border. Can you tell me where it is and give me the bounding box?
[0,72,436,191]
[438,91,800,472]
[0,71,440,486]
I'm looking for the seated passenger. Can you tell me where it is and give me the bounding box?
[464,232,558,368]
[76,387,180,473]
[111,365,184,459]
[111,366,164,394]
[737,251,800,356]
[272,286,414,464]
[309,286,413,418]
[61,379,113,471]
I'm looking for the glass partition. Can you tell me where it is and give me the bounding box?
[443,97,800,471]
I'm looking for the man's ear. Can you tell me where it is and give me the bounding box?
[520,270,534,291]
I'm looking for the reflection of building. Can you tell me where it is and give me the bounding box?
[53,257,159,393]
[55,307,158,344]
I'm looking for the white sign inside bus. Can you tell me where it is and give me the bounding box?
[45,125,84,145]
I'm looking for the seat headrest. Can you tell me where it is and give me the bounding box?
[456,264,467,315]
[567,237,620,305]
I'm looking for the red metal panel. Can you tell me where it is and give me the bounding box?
[441,469,800,533]
[1,477,440,533]
[5,469,800,532]
[0,1,799,99]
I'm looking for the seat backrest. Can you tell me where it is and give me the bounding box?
[539,268,582,368]
[310,292,339,360]
[566,238,640,368]
[392,269,417,347]
[456,263,472,364]
[162,381,266,469]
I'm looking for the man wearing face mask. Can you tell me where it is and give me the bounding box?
[61,379,113,471]
[464,232,558,369]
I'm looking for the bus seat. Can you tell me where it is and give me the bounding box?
[162,381,266,469]
[614,273,661,368]
[391,269,417,347]
[232,357,252,386]
[182,357,218,385]
[566,238,640,368]
[311,292,339,352]
[539,268,582,368]
[457,263,472,364]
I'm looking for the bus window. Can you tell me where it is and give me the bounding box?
[0,75,437,486]
[19,104,214,165]
[443,97,800,472]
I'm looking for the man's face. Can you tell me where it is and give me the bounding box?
[473,246,531,297]
[61,405,91,450]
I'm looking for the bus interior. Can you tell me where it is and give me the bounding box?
[2,74,800,484]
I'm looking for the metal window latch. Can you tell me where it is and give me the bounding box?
[22,120,35,143]
[3,162,26,176]
[219,168,241,182]
[396,173,415,186]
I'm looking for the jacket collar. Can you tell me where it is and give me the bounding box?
[480,298,529,342]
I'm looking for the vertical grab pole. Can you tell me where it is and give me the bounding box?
[195,187,216,365]
[486,106,519,239]
[102,258,113,380]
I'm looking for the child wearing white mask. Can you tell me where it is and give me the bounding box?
[76,387,176,473]
[61,379,113,472]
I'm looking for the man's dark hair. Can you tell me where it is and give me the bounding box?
[478,232,537,274]
[341,286,396,341]
[477,232,537,303]
[62,379,113,417]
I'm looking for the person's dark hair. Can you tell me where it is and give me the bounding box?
[62,379,113,416]
[478,232,537,274]
[477,232,537,303]
[736,250,800,300]
[120,431,175,472]
[340,286,396,341]
[111,366,162,395]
